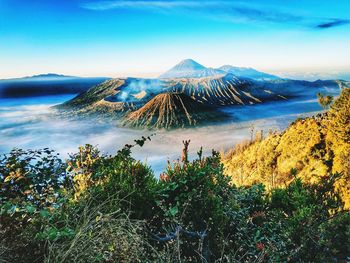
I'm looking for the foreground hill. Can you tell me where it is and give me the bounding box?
[222,88,350,208]
[123,93,225,129]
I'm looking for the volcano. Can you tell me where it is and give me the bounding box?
[122,92,225,129]
[159,59,225,79]
[56,59,349,129]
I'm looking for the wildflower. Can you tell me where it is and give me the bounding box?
[160,173,169,182]
[256,242,265,251]
[251,211,266,219]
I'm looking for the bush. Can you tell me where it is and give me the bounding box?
[0,148,68,262]
[270,174,346,262]
[1,138,349,262]
[154,146,232,261]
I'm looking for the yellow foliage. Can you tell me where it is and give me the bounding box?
[66,144,101,200]
[222,88,350,208]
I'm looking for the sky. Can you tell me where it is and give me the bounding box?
[0,0,350,79]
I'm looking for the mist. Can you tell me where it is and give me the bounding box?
[0,94,326,176]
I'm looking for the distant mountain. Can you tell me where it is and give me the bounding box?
[1,73,75,82]
[0,74,110,98]
[159,59,279,80]
[24,73,75,80]
[122,93,226,129]
[218,65,279,80]
[159,59,225,79]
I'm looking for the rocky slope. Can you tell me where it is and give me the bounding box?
[56,79,137,118]
[123,93,225,129]
[164,74,284,105]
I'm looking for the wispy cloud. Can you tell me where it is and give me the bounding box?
[316,19,350,29]
[81,0,350,30]
[81,0,203,10]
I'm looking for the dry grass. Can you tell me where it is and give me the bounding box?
[45,200,153,263]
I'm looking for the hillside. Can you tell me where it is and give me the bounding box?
[123,92,225,129]
[164,74,285,105]
[222,88,350,207]
[56,79,137,118]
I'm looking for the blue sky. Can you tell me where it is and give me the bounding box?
[0,0,350,79]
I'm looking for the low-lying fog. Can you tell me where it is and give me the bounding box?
[0,94,325,176]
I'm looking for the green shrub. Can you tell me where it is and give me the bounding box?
[1,138,349,263]
[270,174,347,262]
[0,148,68,263]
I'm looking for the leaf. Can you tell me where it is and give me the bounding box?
[7,205,17,216]
[254,229,262,242]
[40,209,50,218]
[4,176,13,183]
[169,206,178,216]
[26,205,36,214]
[24,189,32,195]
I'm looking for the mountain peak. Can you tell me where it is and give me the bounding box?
[174,59,206,71]
[159,59,224,79]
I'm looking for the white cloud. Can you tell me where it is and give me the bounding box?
[81,0,206,11]
[80,0,350,30]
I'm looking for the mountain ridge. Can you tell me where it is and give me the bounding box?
[57,74,349,129]
[55,59,349,129]
[0,73,76,82]
[218,65,279,80]
[159,59,279,80]
[0,75,110,98]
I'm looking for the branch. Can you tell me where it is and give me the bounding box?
[151,226,207,242]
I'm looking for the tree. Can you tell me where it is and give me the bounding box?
[328,88,350,143]
[317,92,333,110]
